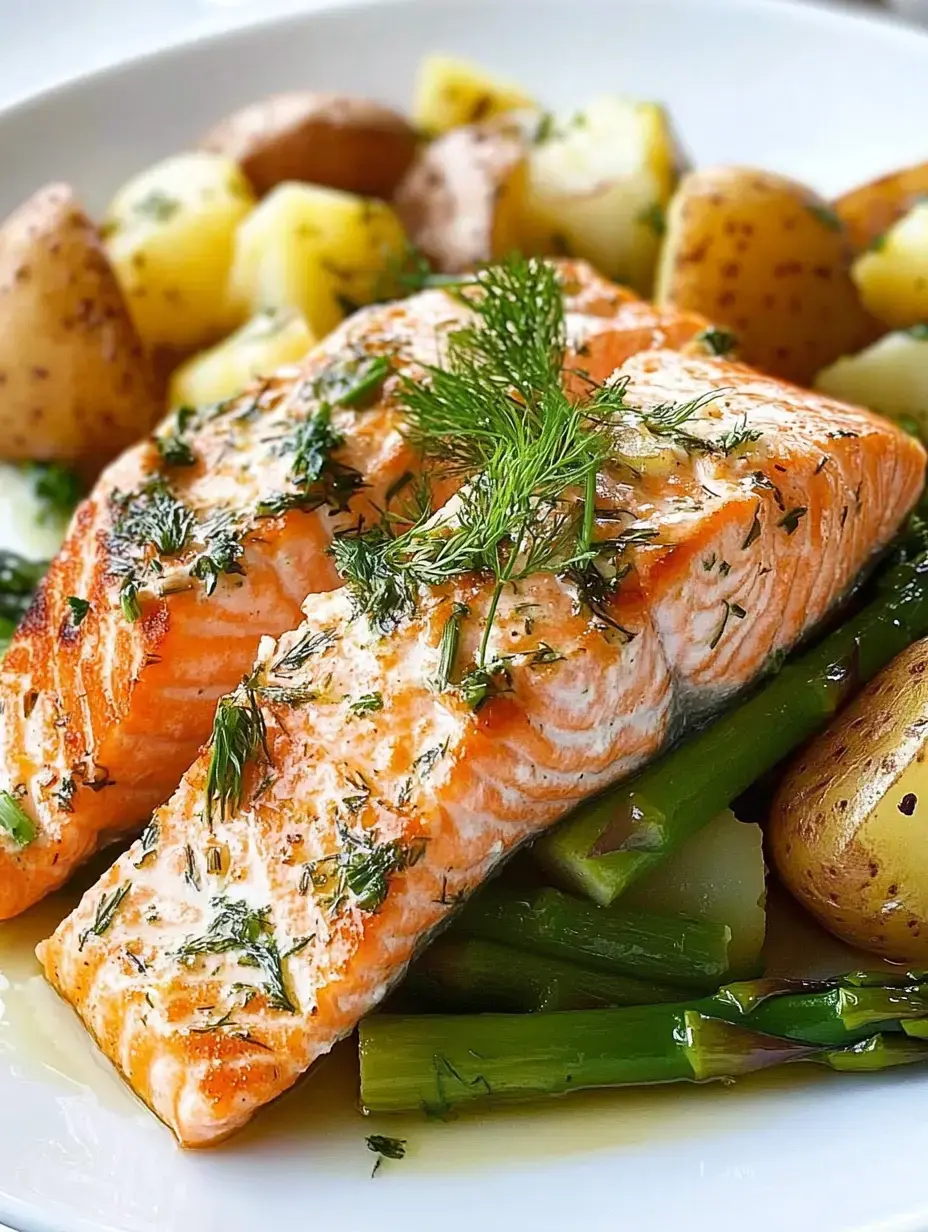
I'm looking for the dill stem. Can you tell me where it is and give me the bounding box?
[477,580,504,668]
[580,465,596,555]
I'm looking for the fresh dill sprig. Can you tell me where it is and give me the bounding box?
[0,790,36,847]
[110,479,195,559]
[260,406,364,518]
[204,681,270,826]
[273,626,339,674]
[176,897,295,1012]
[190,511,245,596]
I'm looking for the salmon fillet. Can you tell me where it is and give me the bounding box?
[38,346,925,1145]
[0,261,706,919]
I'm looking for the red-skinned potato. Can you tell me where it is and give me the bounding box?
[834,159,928,253]
[200,92,419,199]
[395,117,529,273]
[0,183,160,476]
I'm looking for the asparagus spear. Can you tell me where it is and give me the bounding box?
[405,936,685,1013]
[359,973,928,1114]
[454,885,731,990]
[537,547,928,905]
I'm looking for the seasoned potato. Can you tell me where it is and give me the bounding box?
[0,183,160,472]
[815,328,928,429]
[835,159,928,253]
[395,118,529,273]
[523,96,684,295]
[656,167,877,386]
[168,307,314,408]
[227,182,407,337]
[852,202,928,329]
[104,152,256,352]
[200,92,418,199]
[771,639,928,962]
[414,54,535,135]
[621,810,766,978]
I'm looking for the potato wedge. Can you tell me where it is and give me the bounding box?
[227,182,407,337]
[771,639,928,962]
[815,327,928,429]
[835,159,928,253]
[0,183,160,472]
[394,117,529,273]
[104,152,256,352]
[655,167,877,385]
[168,307,314,408]
[200,92,418,200]
[523,96,684,295]
[413,54,535,135]
[852,201,928,330]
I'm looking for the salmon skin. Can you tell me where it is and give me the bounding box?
[39,345,925,1146]
[0,261,706,919]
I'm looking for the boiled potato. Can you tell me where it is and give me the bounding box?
[770,639,928,962]
[394,117,529,273]
[852,201,928,330]
[414,54,535,135]
[169,307,315,408]
[835,159,928,253]
[104,152,256,352]
[0,183,160,473]
[200,92,418,200]
[227,182,407,337]
[0,463,76,560]
[815,328,928,429]
[621,810,766,979]
[656,167,877,386]
[523,96,683,295]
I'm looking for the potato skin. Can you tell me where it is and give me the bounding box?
[835,160,928,253]
[395,119,527,273]
[770,639,928,961]
[656,166,877,386]
[0,183,159,474]
[201,92,418,199]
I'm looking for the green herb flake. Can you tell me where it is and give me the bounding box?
[638,202,667,236]
[204,684,269,826]
[366,1134,407,1176]
[78,882,131,950]
[350,692,384,715]
[806,203,842,232]
[176,898,295,1012]
[778,506,808,535]
[66,596,90,626]
[709,599,747,651]
[0,790,36,847]
[435,601,469,690]
[695,326,738,357]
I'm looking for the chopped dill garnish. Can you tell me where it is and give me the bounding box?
[274,627,338,673]
[110,479,195,559]
[318,354,391,408]
[190,511,245,596]
[709,599,747,650]
[350,692,384,714]
[155,406,197,468]
[0,790,36,847]
[435,601,469,690]
[78,882,130,950]
[175,897,295,1012]
[184,843,201,890]
[303,825,426,915]
[119,577,141,623]
[204,682,269,826]
[366,1134,407,1176]
[66,596,90,626]
[695,326,738,357]
[779,506,808,535]
[742,508,761,550]
[260,406,363,517]
[134,818,159,867]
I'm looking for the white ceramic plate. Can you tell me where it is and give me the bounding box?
[3,2,928,1229]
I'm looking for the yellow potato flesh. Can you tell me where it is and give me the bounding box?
[771,639,928,961]
[227,182,407,338]
[414,54,535,135]
[815,329,928,428]
[104,152,255,352]
[168,307,315,408]
[853,202,928,329]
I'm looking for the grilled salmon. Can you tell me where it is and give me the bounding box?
[39,345,925,1145]
[0,261,707,919]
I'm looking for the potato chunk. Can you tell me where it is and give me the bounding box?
[523,96,683,295]
[815,328,928,429]
[835,159,928,253]
[201,92,418,199]
[852,201,928,330]
[414,54,535,135]
[104,152,256,352]
[168,307,314,408]
[227,182,407,337]
[656,167,876,385]
[0,183,159,472]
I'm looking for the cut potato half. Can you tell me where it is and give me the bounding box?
[104,152,256,352]
[523,96,683,295]
[168,307,315,409]
[815,328,928,429]
[413,54,536,135]
[852,201,928,330]
[835,159,928,254]
[227,182,407,338]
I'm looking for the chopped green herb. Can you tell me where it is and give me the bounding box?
[709,599,747,651]
[435,601,469,690]
[695,326,738,357]
[79,882,130,950]
[204,683,269,826]
[190,513,245,596]
[176,897,295,1012]
[529,642,564,665]
[350,692,384,714]
[155,407,197,468]
[742,508,762,550]
[132,189,181,223]
[261,406,363,517]
[318,354,391,409]
[274,627,338,673]
[134,819,159,867]
[779,506,808,535]
[638,202,667,236]
[0,789,36,847]
[66,596,90,626]
[120,577,141,623]
[366,1134,407,1176]
[184,844,201,890]
[806,202,842,232]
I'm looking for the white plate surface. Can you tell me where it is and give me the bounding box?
[3,2,928,1229]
